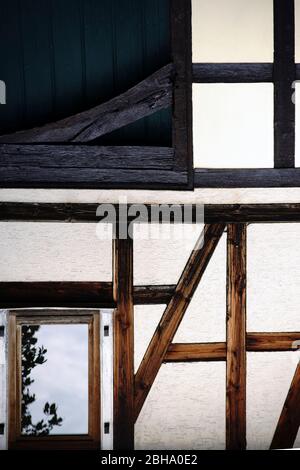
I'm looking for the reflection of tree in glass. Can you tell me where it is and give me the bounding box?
[21,325,63,435]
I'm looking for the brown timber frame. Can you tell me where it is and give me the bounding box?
[1,202,300,449]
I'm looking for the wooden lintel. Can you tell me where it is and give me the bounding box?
[0,282,175,308]
[0,64,174,144]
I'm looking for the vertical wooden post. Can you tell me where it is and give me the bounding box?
[112,223,134,450]
[226,224,247,450]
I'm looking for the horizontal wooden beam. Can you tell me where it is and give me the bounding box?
[165,342,226,362]
[0,145,175,187]
[1,203,300,223]
[0,64,174,143]
[193,63,300,83]
[0,145,174,169]
[0,282,175,308]
[247,332,300,352]
[164,334,300,363]
[194,168,300,188]
[193,63,273,83]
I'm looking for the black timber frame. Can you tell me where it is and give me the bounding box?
[1,0,300,188]
[194,0,300,187]
[0,0,193,190]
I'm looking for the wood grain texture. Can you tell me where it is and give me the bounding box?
[226,224,247,450]
[134,223,225,421]
[270,362,300,449]
[0,145,174,168]
[0,282,175,308]
[247,332,300,352]
[0,64,174,144]
[193,63,273,83]
[165,343,226,362]
[113,227,134,450]
[273,0,295,168]
[194,168,300,188]
[171,0,193,183]
[2,203,300,223]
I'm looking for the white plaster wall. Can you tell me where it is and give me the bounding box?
[1,190,300,449]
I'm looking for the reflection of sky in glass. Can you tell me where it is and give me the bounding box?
[22,324,88,435]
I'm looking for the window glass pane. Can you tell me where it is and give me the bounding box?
[248,224,300,332]
[193,84,274,168]
[21,323,88,435]
[192,0,273,63]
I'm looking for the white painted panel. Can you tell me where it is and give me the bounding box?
[248,224,300,332]
[0,223,112,281]
[174,233,226,343]
[192,0,273,63]
[135,363,226,450]
[193,84,274,169]
[247,352,300,449]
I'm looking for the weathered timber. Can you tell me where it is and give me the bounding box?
[113,226,134,450]
[0,282,175,308]
[226,224,247,450]
[270,362,300,449]
[164,343,226,362]
[193,63,273,83]
[247,332,300,352]
[134,223,225,421]
[171,0,193,183]
[273,0,295,168]
[2,203,300,224]
[0,145,174,169]
[194,168,300,188]
[164,333,300,363]
[0,64,174,143]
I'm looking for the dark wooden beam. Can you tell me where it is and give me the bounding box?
[193,63,273,83]
[273,0,295,168]
[113,225,134,450]
[226,224,247,450]
[0,145,175,187]
[2,203,300,224]
[270,362,300,449]
[171,0,193,185]
[0,64,174,143]
[194,168,300,188]
[0,145,174,169]
[134,224,225,421]
[0,282,175,308]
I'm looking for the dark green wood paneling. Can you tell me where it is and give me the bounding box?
[0,0,171,145]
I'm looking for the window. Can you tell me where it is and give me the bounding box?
[8,310,100,450]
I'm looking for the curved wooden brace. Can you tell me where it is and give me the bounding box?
[0,64,174,144]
